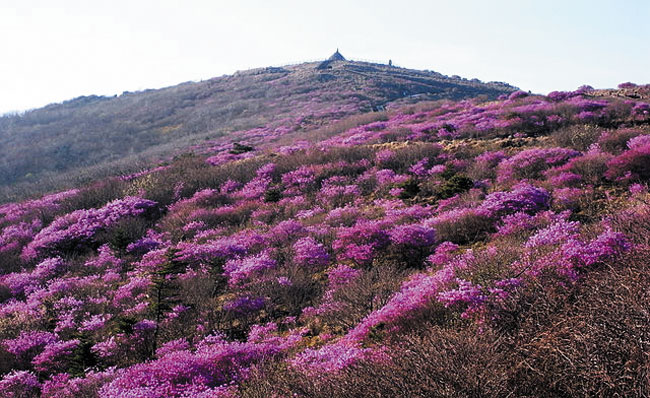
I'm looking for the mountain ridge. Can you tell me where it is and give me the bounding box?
[0,58,516,202]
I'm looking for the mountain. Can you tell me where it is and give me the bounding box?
[0,56,516,202]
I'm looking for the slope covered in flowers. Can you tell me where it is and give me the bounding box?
[1,83,649,397]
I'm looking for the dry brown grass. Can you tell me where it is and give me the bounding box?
[240,248,650,398]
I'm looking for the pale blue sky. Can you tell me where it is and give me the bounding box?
[1,0,648,113]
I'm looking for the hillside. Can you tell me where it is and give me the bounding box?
[0,57,515,202]
[0,81,649,397]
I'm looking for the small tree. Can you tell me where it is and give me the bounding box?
[150,248,187,355]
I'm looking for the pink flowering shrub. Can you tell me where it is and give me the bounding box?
[597,128,643,153]
[22,196,158,260]
[168,189,227,213]
[342,260,458,343]
[100,338,279,398]
[32,339,80,373]
[41,369,117,398]
[224,251,277,287]
[267,220,307,244]
[3,331,59,367]
[468,150,506,180]
[281,166,317,194]
[480,183,550,218]
[496,147,581,183]
[317,178,361,208]
[293,237,330,267]
[290,340,381,376]
[174,238,247,266]
[518,221,630,282]
[374,149,395,166]
[553,147,612,184]
[0,189,79,227]
[546,172,582,188]
[333,220,390,266]
[326,264,361,291]
[605,142,650,181]
[388,224,435,248]
[626,134,650,150]
[632,102,650,120]
[386,224,436,267]
[427,241,459,266]
[552,187,585,210]
[223,296,266,314]
[0,219,41,255]
[508,90,529,101]
[0,370,41,398]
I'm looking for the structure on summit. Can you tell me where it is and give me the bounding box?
[328,49,346,61]
[317,49,346,70]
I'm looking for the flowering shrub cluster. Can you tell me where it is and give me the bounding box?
[22,196,158,260]
[0,82,648,397]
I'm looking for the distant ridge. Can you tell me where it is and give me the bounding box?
[0,56,517,201]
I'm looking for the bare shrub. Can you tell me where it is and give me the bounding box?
[383,142,443,173]
[249,264,325,320]
[552,124,602,151]
[61,178,127,211]
[608,204,650,246]
[434,211,494,245]
[503,250,650,397]
[240,326,509,398]
[564,153,612,185]
[319,264,407,330]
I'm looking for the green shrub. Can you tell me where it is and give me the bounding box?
[435,174,474,200]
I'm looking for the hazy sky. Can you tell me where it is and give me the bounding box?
[1,0,648,114]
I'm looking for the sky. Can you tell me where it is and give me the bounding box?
[1,0,648,114]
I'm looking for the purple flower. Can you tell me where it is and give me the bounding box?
[388,224,436,248]
[91,337,118,359]
[32,339,80,372]
[3,330,59,359]
[293,237,330,267]
[327,264,361,290]
[375,149,395,165]
[224,296,266,314]
[409,158,430,177]
[480,183,550,218]
[100,336,280,398]
[22,196,158,260]
[0,370,41,398]
[333,220,390,265]
[427,241,459,266]
[224,250,277,286]
[291,340,381,375]
[438,279,487,311]
[497,147,581,183]
[627,134,650,150]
